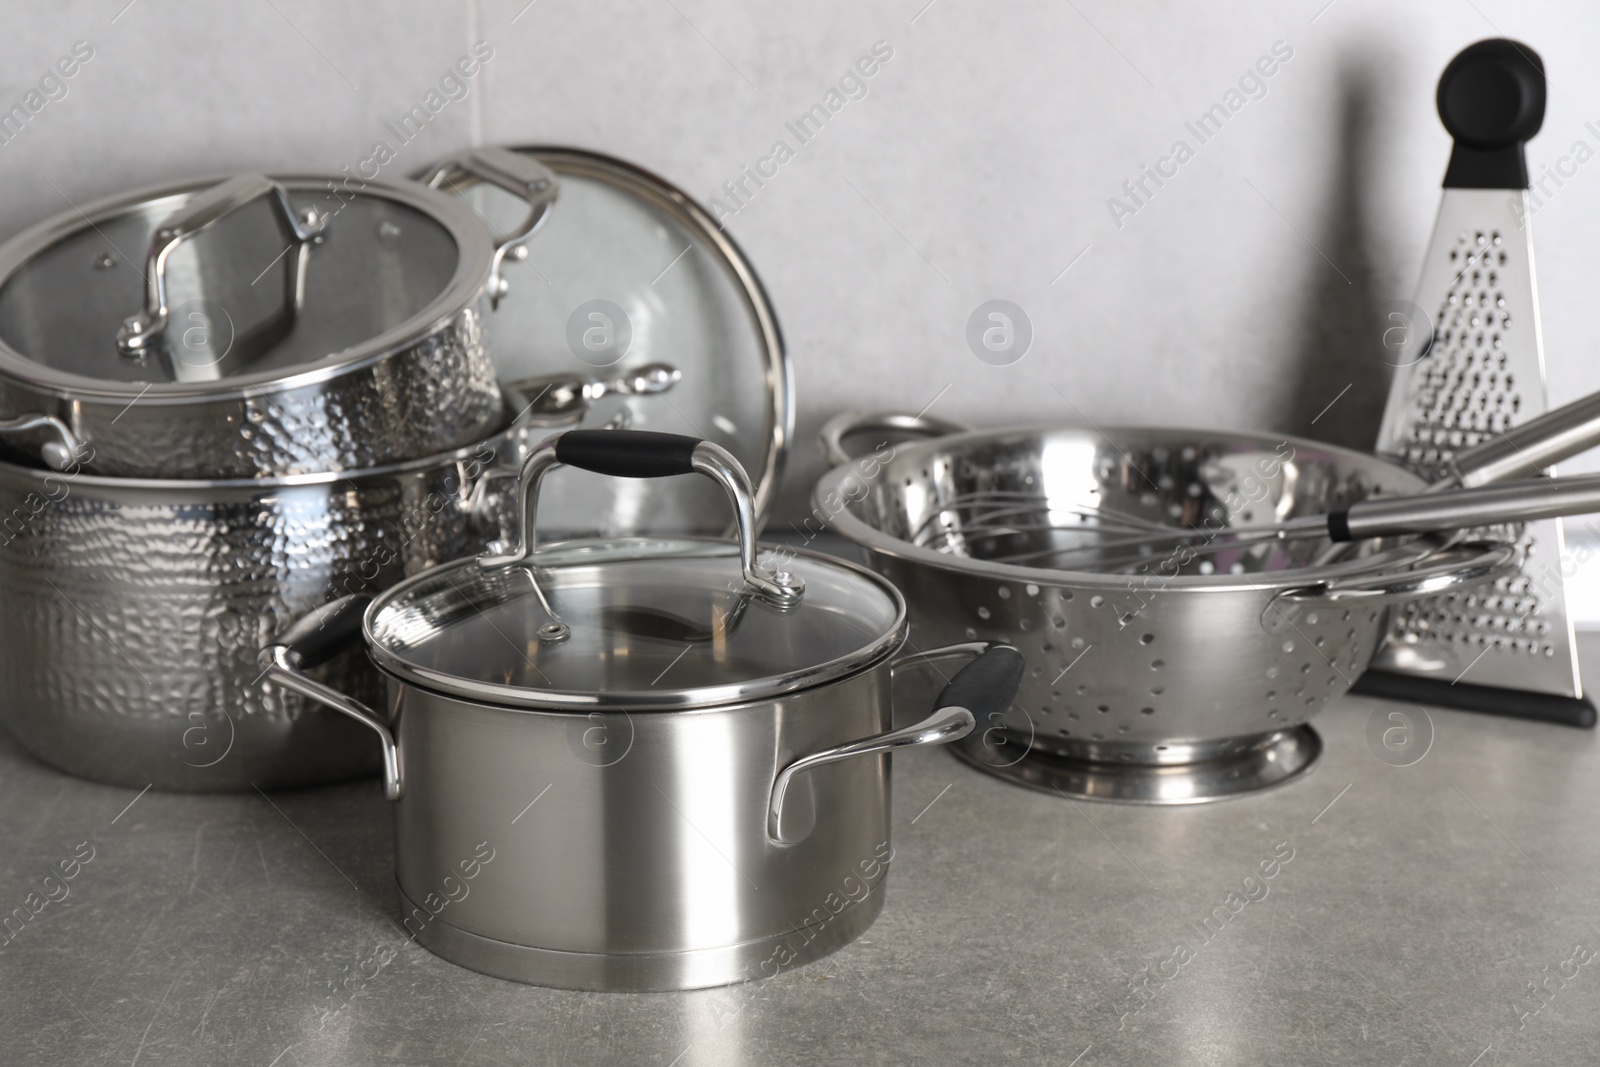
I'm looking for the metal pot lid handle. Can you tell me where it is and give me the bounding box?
[258,594,402,801]
[420,146,559,309]
[1264,540,1519,621]
[767,643,1022,845]
[115,174,329,370]
[479,429,805,611]
[0,413,83,472]
[505,361,682,426]
[818,410,968,468]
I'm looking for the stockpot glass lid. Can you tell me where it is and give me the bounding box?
[364,538,905,710]
[419,146,790,537]
[0,174,488,391]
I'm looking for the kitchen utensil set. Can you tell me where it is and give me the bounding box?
[0,36,1585,993]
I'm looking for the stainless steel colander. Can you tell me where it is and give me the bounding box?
[815,419,1520,803]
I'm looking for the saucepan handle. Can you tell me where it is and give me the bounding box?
[258,594,403,801]
[116,174,328,361]
[1265,540,1518,618]
[818,411,967,468]
[479,429,804,607]
[767,643,1023,845]
[420,146,559,308]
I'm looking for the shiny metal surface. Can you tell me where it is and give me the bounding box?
[1449,387,1600,488]
[378,672,902,991]
[399,883,883,992]
[953,721,1321,804]
[115,174,327,368]
[364,539,903,710]
[1373,188,1583,697]
[260,644,403,801]
[0,411,79,471]
[261,634,1000,990]
[510,361,681,425]
[421,146,790,536]
[770,703,974,842]
[1005,474,1600,565]
[0,399,536,791]
[420,147,559,310]
[481,436,803,607]
[0,174,505,478]
[1338,474,1600,540]
[817,421,1513,794]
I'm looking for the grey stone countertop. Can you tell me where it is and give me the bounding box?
[4,636,1600,1065]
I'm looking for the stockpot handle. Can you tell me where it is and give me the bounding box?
[818,411,968,468]
[420,147,559,309]
[116,174,328,361]
[767,643,1023,845]
[1266,540,1518,619]
[478,429,804,608]
[258,594,403,801]
[0,413,83,472]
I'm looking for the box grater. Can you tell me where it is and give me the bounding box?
[1357,39,1596,725]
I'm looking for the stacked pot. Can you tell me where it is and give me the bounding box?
[0,150,566,790]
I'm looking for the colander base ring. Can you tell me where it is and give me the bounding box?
[950,725,1321,804]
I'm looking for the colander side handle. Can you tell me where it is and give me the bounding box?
[818,411,967,468]
[1265,541,1519,617]
[767,643,1022,845]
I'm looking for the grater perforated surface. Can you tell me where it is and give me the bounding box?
[1372,188,1581,697]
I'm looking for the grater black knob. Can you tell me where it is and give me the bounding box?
[1437,38,1545,189]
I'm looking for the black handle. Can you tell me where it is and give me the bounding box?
[1327,510,1353,543]
[935,644,1025,718]
[1438,38,1545,189]
[272,594,373,669]
[1351,669,1596,729]
[554,430,700,478]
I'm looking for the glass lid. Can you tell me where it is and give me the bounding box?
[365,538,905,709]
[0,174,485,391]
[421,146,789,537]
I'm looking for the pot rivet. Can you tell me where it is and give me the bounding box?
[92,252,117,270]
[537,622,570,643]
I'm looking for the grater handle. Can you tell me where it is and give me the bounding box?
[1438,38,1544,189]
[1449,390,1600,488]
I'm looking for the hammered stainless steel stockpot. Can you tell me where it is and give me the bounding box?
[0,392,544,792]
[0,150,558,479]
[816,417,1521,804]
[263,429,1023,991]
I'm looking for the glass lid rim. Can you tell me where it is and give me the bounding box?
[361,536,909,710]
[0,172,494,399]
[413,143,794,528]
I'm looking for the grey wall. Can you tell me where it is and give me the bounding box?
[5,0,1600,523]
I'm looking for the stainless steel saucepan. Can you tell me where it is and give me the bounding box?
[262,429,1023,992]
[813,415,1573,804]
[0,149,559,478]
